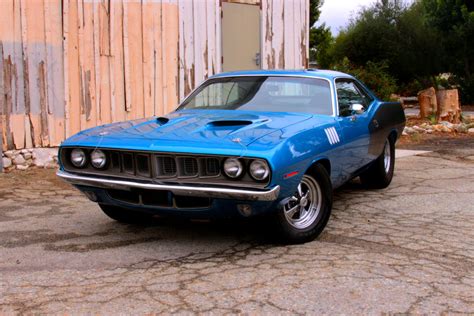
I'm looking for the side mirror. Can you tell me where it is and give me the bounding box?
[350,103,365,114]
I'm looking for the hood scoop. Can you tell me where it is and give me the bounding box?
[207,120,253,127]
[156,117,170,126]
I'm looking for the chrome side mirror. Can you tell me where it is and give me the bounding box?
[350,103,365,114]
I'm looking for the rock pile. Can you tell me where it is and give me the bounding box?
[403,121,474,135]
[2,148,58,171]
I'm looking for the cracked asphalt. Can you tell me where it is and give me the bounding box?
[1,139,474,314]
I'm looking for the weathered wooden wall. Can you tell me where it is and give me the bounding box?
[1,0,308,151]
[261,0,309,70]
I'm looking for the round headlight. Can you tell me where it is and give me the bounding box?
[223,158,244,178]
[91,150,107,169]
[249,160,270,181]
[70,149,87,168]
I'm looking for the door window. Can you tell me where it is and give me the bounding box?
[336,79,372,116]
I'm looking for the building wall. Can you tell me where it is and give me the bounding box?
[0,0,308,151]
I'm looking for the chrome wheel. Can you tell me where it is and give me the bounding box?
[283,175,322,229]
[383,139,391,174]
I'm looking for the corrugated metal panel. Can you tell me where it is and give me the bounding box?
[1,0,308,151]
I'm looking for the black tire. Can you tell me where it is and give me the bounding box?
[360,136,395,189]
[99,204,153,224]
[274,164,333,244]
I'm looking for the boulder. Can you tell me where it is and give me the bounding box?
[2,157,12,169]
[13,155,26,165]
[32,148,57,167]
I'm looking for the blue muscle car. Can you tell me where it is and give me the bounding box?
[57,69,405,243]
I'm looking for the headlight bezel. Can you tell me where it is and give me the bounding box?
[249,159,270,181]
[223,158,244,179]
[70,148,87,168]
[90,149,107,169]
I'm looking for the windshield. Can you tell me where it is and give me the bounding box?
[178,76,333,115]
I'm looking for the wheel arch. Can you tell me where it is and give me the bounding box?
[306,158,331,178]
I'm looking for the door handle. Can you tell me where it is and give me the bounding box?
[350,115,357,122]
[253,52,261,67]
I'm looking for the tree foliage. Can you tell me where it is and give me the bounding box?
[422,0,474,102]
[309,0,333,67]
[331,0,443,84]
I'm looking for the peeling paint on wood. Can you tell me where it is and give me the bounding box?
[1,0,308,151]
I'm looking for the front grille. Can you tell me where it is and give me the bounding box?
[61,148,270,188]
[181,157,198,177]
[156,156,177,177]
[203,158,220,176]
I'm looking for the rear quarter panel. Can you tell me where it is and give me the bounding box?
[368,101,406,158]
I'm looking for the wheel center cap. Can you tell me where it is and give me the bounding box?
[300,197,308,207]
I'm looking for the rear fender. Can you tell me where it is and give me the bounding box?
[368,101,406,157]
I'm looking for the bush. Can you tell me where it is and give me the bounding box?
[334,58,398,101]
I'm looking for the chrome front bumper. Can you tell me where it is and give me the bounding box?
[57,170,280,202]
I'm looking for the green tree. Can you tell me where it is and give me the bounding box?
[308,0,334,67]
[331,0,443,84]
[423,0,474,102]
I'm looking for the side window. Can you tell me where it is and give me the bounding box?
[336,79,370,117]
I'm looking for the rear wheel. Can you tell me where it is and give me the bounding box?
[360,136,395,189]
[274,164,332,244]
[99,204,153,224]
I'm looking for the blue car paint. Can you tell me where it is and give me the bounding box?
[59,69,405,218]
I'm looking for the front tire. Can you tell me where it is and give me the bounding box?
[360,136,395,189]
[274,164,333,244]
[99,204,153,224]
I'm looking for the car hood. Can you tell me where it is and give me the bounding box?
[62,110,312,153]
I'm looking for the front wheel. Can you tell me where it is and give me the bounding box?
[274,164,333,244]
[360,136,395,189]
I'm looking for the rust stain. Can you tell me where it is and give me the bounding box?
[84,70,92,120]
[1,43,14,149]
[38,61,49,145]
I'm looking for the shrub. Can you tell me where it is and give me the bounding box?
[334,58,398,101]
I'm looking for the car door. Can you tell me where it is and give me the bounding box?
[335,78,374,177]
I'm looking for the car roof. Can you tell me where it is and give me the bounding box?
[210,69,354,81]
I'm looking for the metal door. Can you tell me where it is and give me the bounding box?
[222,2,261,72]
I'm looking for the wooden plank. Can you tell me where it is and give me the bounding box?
[122,1,132,114]
[214,0,222,74]
[261,0,273,69]
[142,0,155,117]
[273,0,285,69]
[193,0,206,85]
[293,0,302,68]
[182,0,194,97]
[93,1,101,125]
[303,0,309,67]
[65,0,82,137]
[19,0,33,148]
[12,0,26,148]
[162,1,179,114]
[153,1,164,115]
[110,0,126,123]
[206,0,216,77]
[98,0,111,124]
[283,0,295,69]
[77,0,86,130]
[178,0,185,102]
[24,0,48,146]
[43,0,64,146]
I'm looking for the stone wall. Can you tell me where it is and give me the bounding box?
[2,148,58,171]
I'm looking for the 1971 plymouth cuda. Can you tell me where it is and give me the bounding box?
[57,69,405,243]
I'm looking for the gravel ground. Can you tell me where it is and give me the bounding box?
[0,140,473,314]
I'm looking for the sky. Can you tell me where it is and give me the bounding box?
[317,0,378,34]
